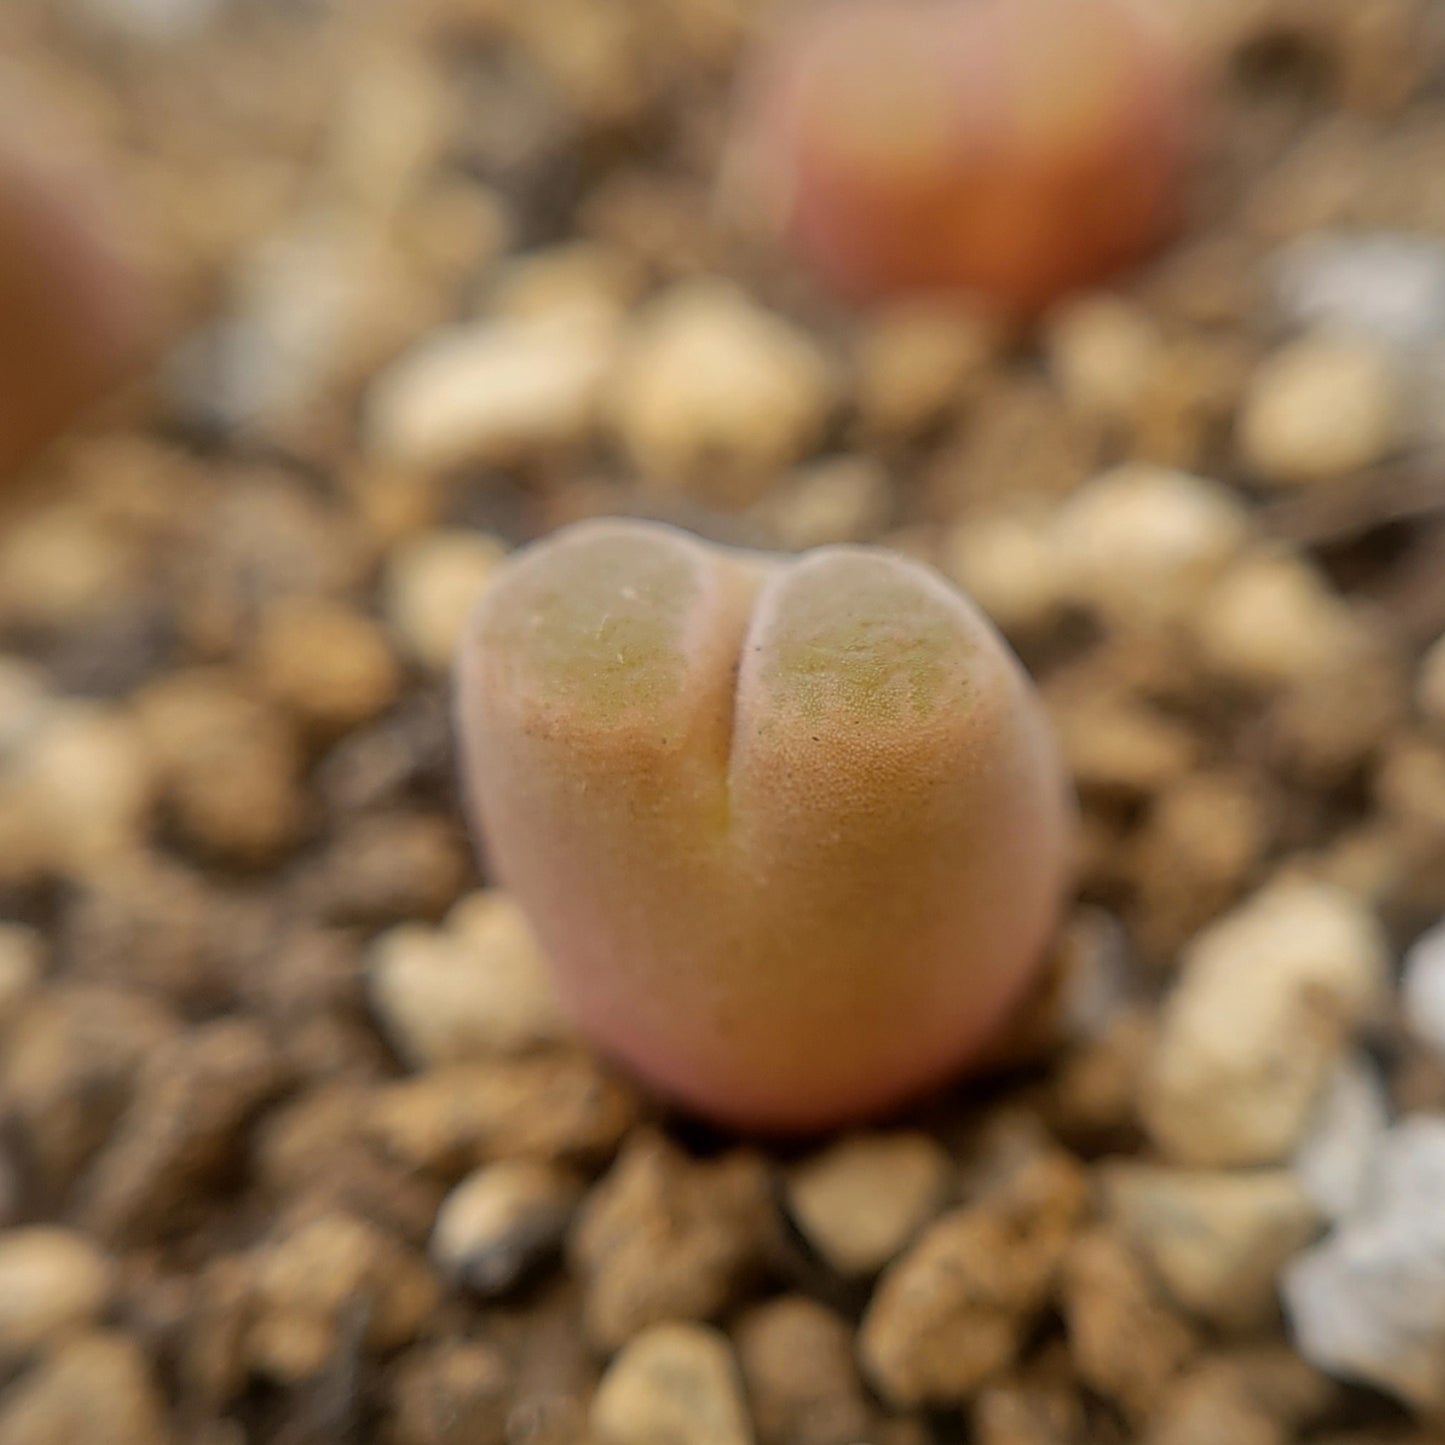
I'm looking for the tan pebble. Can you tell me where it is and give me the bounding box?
[1102,1165,1319,1331]
[1045,293,1163,424]
[307,811,469,925]
[75,1019,283,1244]
[431,1159,579,1297]
[570,1130,772,1351]
[0,1228,115,1361]
[367,892,567,1068]
[6,702,154,874]
[750,456,890,550]
[734,1295,873,1445]
[854,301,997,436]
[1147,1365,1286,1445]
[1052,465,1250,632]
[0,984,176,1197]
[133,670,301,863]
[367,1051,638,1175]
[488,240,642,325]
[0,658,50,755]
[607,278,836,504]
[591,1322,753,1445]
[0,923,42,1037]
[1145,878,1390,1167]
[1193,550,1372,688]
[1130,772,1270,960]
[943,510,1063,637]
[0,505,141,632]
[1416,631,1445,729]
[384,528,506,671]
[1049,687,1199,798]
[386,1340,512,1445]
[1061,1228,1198,1422]
[859,1149,1088,1408]
[785,1132,952,1277]
[250,596,400,733]
[1238,335,1402,486]
[249,1212,439,1383]
[971,1376,1085,1445]
[367,311,617,471]
[0,1331,170,1445]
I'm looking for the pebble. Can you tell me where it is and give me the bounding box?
[1416,632,1445,729]
[1270,232,1445,353]
[854,301,996,436]
[1102,1164,1320,1332]
[0,923,42,1036]
[0,506,142,635]
[74,1019,283,1244]
[4,702,155,876]
[972,1375,1085,1445]
[0,983,177,1199]
[249,596,400,734]
[1147,1359,1293,1445]
[431,1160,580,1297]
[607,278,836,503]
[1051,465,1250,633]
[1237,335,1402,486]
[386,1341,512,1445]
[1402,916,1445,1054]
[0,1227,116,1361]
[0,1331,171,1445]
[859,1148,1088,1408]
[1144,879,1390,1167]
[367,892,567,1067]
[591,1322,753,1445]
[367,1051,638,1175]
[1292,1055,1390,1222]
[570,1130,772,1351]
[304,810,469,926]
[133,669,302,864]
[1045,293,1164,424]
[248,1211,440,1383]
[750,456,891,550]
[943,511,1063,638]
[734,1296,873,1445]
[784,1132,952,1278]
[66,0,228,41]
[1061,1229,1198,1424]
[1192,551,1375,690]
[383,528,506,671]
[1284,1115,1445,1411]
[367,311,617,471]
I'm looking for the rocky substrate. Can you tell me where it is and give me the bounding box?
[8,1,1445,1442]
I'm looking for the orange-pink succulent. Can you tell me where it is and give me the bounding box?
[735,0,1197,314]
[457,520,1073,1132]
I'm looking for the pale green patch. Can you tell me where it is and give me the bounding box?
[488,528,700,723]
[760,556,971,727]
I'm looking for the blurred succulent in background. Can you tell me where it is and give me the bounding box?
[0,80,156,480]
[457,520,1073,1132]
[730,0,1198,313]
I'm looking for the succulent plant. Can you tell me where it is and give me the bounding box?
[732,0,1197,313]
[0,92,155,478]
[456,520,1073,1131]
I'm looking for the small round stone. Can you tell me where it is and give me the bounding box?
[431,1160,580,1297]
[785,1132,952,1277]
[607,278,837,503]
[384,529,506,671]
[250,596,401,733]
[1238,335,1402,487]
[591,1322,752,1445]
[0,1227,116,1360]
